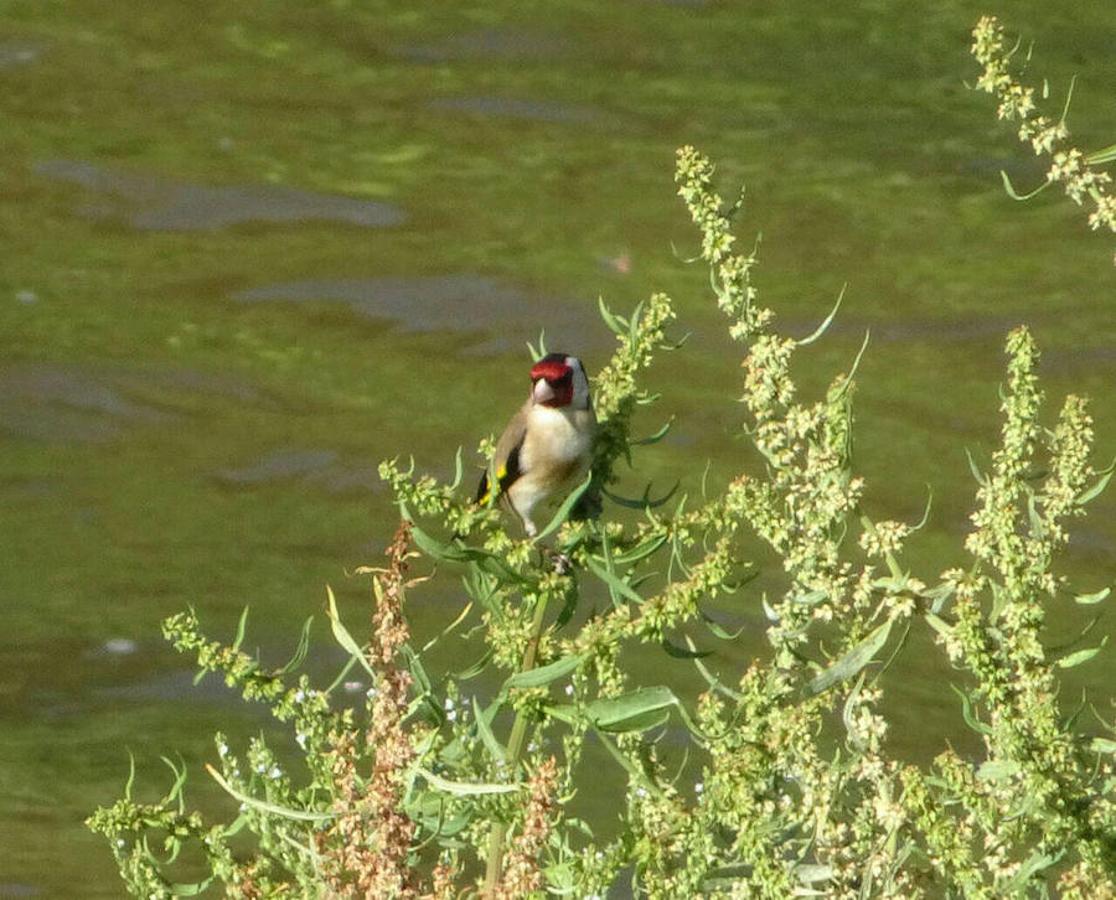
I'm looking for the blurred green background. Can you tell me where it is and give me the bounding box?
[1,1,1113,894]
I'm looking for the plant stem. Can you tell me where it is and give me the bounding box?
[482,583,554,895]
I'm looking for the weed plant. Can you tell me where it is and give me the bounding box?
[89,18,1116,898]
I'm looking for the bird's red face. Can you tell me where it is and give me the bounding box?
[530,355,574,408]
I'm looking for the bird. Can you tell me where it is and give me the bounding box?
[476,353,596,537]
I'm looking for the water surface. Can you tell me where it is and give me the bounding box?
[1,1,1114,894]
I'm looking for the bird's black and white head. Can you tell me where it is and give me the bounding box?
[530,353,590,410]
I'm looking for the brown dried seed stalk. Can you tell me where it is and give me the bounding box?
[493,757,559,900]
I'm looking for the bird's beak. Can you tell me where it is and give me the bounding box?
[533,378,556,405]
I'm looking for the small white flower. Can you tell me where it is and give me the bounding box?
[564,683,575,696]
[269,766,282,779]
[695,781,704,795]
[444,697,455,710]
[446,709,457,722]
[293,689,306,703]
[296,733,307,749]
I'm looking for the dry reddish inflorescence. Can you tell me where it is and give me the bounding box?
[317,522,428,899]
[493,756,559,900]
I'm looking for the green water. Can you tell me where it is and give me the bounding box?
[1,1,1114,894]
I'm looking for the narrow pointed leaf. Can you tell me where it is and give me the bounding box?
[1000,169,1050,201]
[1086,142,1116,165]
[206,765,333,822]
[700,609,746,640]
[472,697,507,763]
[1075,587,1111,606]
[1057,637,1107,669]
[533,472,593,543]
[326,586,375,678]
[232,606,250,652]
[612,533,668,565]
[598,296,626,335]
[1077,468,1115,506]
[952,684,992,735]
[586,556,644,606]
[796,284,846,346]
[662,636,711,659]
[808,618,893,695]
[503,653,584,691]
[456,649,492,681]
[584,686,679,733]
[417,767,520,795]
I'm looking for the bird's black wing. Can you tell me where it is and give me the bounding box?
[476,439,523,505]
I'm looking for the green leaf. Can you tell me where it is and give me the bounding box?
[503,653,584,691]
[1076,465,1115,506]
[472,697,507,763]
[597,296,625,335]
[206,765,333,822]
[420,601,473,653]
[601,481,679,510]
[416,767,520,796]
[795,863,834,884]
[690,638,742,702]
[586,555,644,607]
[455,649,492,680]
[808,618,893,695]
[167,880,215,897]
[593,728,665,798]
[796,284,845,346]
[277,616,313,675]
[1087,142,1116,165]
[408,514,528,583]
[532,472,593,543]
[965,448,987,486]
[585,686,693,733]
[1002,849,1062,891]
[400,644,433,697]
[700,609,746,640]
[325,585,375,678]
[612,532,668,565]
[1057,636,1107,668]
[632,419,674,447]
[231,606,250,652]
[951,685,992,735]
[1000,169,1050,201]
[447,445,464,490]
[662,637,711,659]
[977,759,1021,782]
[628,299,645,345]
[924,612,953,640]
[1075,587,1111,605]
[1090,737,1116,754]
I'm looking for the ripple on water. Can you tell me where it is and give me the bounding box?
[233,274,611,356]
[0,41,41,68]
[0,883,42,897]
[0,363,274,444]
[429,95,608,125]
[214,448,380,495]
[35,159,407,231]
[399,28,567,63]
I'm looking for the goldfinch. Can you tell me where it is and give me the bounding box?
[476,353,596,537]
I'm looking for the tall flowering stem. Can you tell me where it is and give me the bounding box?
[971,15,1116,260]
